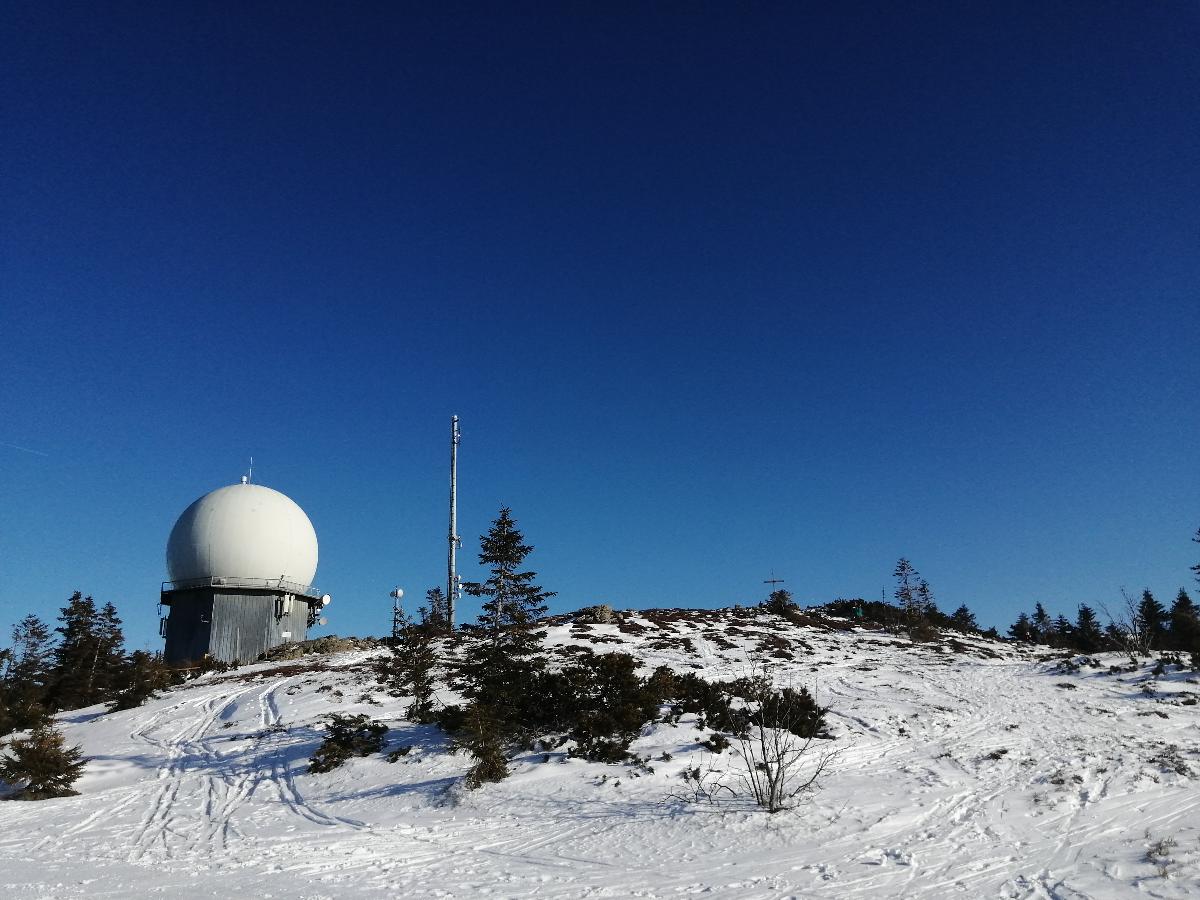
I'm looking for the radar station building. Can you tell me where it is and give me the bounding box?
[160,480,330,664]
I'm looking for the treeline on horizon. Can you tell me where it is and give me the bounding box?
[0,592,177,739]
[815,532,1200,660]
[4,529,1199,737]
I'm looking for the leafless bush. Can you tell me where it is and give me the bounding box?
[730,673,838,813]
[1145,835,1177,878]
[666,755,734,805]
[1099,589,1151,657]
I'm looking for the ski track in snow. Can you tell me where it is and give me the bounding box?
[3,613,1200,898]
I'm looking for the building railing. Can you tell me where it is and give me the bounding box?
[161,576,323,600]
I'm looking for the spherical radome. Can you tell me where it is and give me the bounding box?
[166,483,318,586]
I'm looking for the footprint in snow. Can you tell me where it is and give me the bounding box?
[861,847,915,866]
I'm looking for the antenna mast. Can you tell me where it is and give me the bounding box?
[447,415,461,630]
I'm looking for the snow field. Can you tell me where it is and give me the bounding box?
[2,609,1199,898]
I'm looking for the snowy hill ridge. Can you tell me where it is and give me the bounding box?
[2,608,1199,899]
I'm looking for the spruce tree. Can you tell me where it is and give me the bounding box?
[421,587,450,632]
[1137,589,1168,651]
[1031,603,1052,644]
[1104,621,1126,648]
[465,508,555,654]
[948,605,978,632]
[893,558,919,619]
[94,602,126,698]
[375,603,438,722]
[108,652,173,712]
[2,616,54,734]
[1008,613,1034,642]
[453,508,556,781]
[1074,605,1104,654]
[1051,614,1074,649]
[1169,588,1200,653]
[0,722,86,800]
[765,588,795,616]
[914,579,937,619]
[47,594,127,710]
[48,593,101,710]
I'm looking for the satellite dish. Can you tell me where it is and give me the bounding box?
[321,594,332,606]
[318,617,328,626]
[389,587,404,600]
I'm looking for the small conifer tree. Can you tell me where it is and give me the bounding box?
[1,616,54,734]
[1051,614,1074,649]
[49,593,126,710]
[108,651,173,712]
[457,702,509,788]
[1074,604,1105,654]
[465,508,556,654]
[1137,590,1168,651]
[421,587,450,632]
[451,508,556,784]
[893,559,919,619]
[1168,588,1199,653]
[949,604,978,633]
[764,589,795,616]
[1008,613,1034,643]
[308,714,388,773]
[375,602,438,722]
[0,722,86,800]
[1031,603,1052,644]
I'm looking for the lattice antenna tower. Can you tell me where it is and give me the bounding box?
[447,415,461,630]
[390,587,405,643]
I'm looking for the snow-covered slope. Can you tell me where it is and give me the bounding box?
[2,609,1199,899]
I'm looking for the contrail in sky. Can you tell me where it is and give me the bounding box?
[0,441,49,457]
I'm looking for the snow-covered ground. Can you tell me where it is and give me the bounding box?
[2,609,1199,899]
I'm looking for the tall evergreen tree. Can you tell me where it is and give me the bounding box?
[893,559,919,619]
[1031,603,1052,643]
[948,605,978,632]
[1,616,54,734]
[465,508,555,654]
[1104,621,1127,648]
[375,602,438,722]
[1051,614,1074,649]
[1008,612,1035,642]
[420,587,450,632]
[93,602,126,698]
[1168,588,1200,653]
[765,588,795,616]
[1074,605,1105,654]
[108,652,173,712]
[454,508,556,775]
[49,593,125,710]
[914,579,937,618]
[1137,589,1168,651]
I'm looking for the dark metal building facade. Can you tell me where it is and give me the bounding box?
[160,577,324,664]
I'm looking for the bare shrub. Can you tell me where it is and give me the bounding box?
[730,674,837,813]
[667,756,733,805]
[1145,835,1178,878]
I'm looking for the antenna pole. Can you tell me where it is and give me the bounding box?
[447,415,460,630]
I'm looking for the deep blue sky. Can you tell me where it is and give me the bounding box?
[2,2,1197,650]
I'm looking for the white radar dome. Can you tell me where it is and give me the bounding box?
[166,483,318,586]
